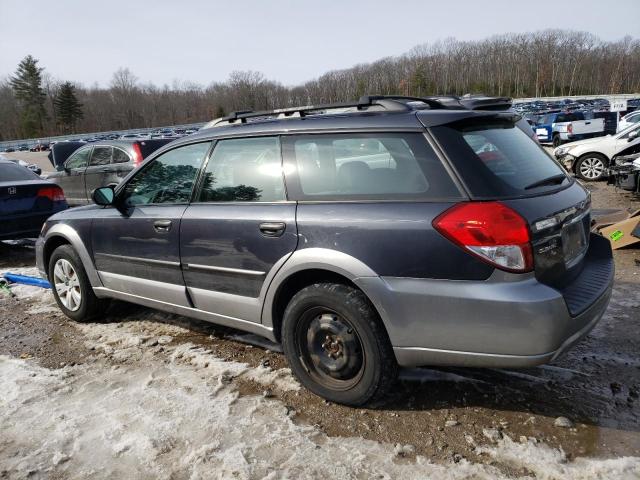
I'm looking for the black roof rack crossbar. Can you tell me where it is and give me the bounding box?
[214,97,418,126]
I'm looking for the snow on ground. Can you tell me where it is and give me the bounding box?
[1,275,640,479]
[1,267,58,315]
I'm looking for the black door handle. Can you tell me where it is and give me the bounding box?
[259,222,285,237]
[154,219,172,232]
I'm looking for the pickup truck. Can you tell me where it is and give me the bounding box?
[534,112,605,147]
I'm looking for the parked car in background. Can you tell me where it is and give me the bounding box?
[535,112,605,147]
[29,143,50,152]
[17,144,29,151]
[36,95,613,406]
[46,138,175,205]
[0,159,67,240]
[119,133,146,140]
[617,109,640,132]
[554,123,640,180]
[5,158,42,175]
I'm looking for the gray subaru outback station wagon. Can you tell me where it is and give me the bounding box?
[36,95,614,405]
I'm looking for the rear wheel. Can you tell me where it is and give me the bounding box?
[48,245,108,322]
[576,153,607,181]
[282,283,397,406]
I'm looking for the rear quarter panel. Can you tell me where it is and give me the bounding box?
[295,202,494,280]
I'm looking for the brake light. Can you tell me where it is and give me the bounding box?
[433,202,533,273]
[132,142,143,167]
[37,186,65,202]
[567,123,573,134]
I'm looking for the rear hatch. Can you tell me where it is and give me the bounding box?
[136,138,176,158]
[49,141,86,169]
[428,114,598,311]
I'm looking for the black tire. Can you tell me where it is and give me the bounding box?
[48,244,108,322]
[575,153,608,181]
[552,134,562,148]
[282,283,397,406]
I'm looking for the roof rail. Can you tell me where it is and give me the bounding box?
[202,94,513,129]
[207,97,413,128]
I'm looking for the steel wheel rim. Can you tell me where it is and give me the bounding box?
[53,259,81,312]
[295,307,365,391]
[579,157,605,179]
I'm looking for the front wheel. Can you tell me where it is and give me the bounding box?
[575,153,608,181]
[282,283,397,406]
[552,135,562,148]
[49,244,108,322]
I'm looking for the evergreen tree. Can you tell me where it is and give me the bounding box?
[9,55,48,137]
[215,105,226,118]
[54,82,84,132]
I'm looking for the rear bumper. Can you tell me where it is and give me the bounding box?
[356,235,614,368]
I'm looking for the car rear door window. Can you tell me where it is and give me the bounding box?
[120,142,211,207]
[283,133,461,201]
[431,118,567,198]
[197,136,285,202]
[112,148,130,163]
[89,146,112,166]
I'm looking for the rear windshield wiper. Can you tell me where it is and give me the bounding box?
[524,174,568,190]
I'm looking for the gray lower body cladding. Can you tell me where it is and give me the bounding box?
[356,239,614,368]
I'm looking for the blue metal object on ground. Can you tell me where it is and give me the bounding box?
[1,273,51,289]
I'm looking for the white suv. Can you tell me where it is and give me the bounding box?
[554,124,640,180]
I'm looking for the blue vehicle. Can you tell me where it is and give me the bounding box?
[534,112,605,147]
[0,159,68,240]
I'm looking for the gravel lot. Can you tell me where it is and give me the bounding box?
[1,178,639,479]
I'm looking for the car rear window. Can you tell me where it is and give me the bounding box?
[555,112,584,123]
[283,133,462,201]
[0,163,37,181]
[431,118,567,198]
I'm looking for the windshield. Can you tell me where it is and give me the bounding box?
[431,118,567,198]
[615,122,640,139]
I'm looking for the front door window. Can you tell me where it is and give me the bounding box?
[120,142,211,207]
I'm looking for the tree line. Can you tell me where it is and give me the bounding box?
[1,29,639,141]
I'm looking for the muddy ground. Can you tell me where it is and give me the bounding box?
[1,180,639,478]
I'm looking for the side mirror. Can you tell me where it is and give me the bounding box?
[92,186,115,206]
[628,131,639,142]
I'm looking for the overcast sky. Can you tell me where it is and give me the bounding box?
[1,0,639,88]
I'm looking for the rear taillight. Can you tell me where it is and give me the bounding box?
[132,143,143,167]
[37,186,65,202]
[567,123,573,134]
[433,202,533,273]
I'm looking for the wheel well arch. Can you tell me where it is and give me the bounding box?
[43,235,72,273]
[270,268,380,343]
